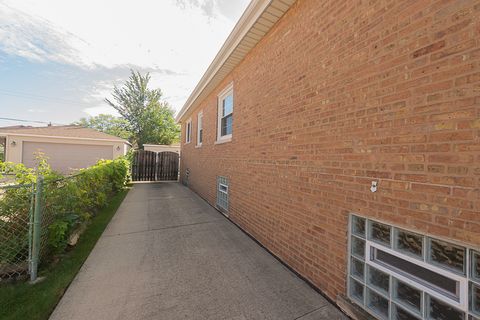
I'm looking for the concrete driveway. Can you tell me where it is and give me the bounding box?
[50,183,347,320]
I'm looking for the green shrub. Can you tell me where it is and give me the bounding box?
[42,158,130,253]
[47,220,70,252]
[0,157,130,266]
[0,171,34,268]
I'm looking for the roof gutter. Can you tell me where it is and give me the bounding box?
[176,0,295,122]
[0,132,131,145]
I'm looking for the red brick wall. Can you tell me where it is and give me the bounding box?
[180,0,480,303]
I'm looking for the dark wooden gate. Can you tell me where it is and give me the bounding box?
[132,150,179,182]
[156,151,179,181]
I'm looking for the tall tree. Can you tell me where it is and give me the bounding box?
[105,70,180,147]
[75,114,132,140]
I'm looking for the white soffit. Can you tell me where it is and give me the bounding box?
[176,0,296,122]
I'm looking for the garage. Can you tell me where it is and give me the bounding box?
[22,142,114,173]
[0,125,129,174]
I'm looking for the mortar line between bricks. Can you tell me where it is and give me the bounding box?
[103,219,224,238]
[293,305,329,320]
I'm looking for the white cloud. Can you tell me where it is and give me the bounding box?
[81,81,113,104]
[83,105,119,117]
[0,0,249,112]
[0,4,85,65]
[0,0,242,70]
[149,71,197,113]
[27,108,47,113]
[175,0,217,18]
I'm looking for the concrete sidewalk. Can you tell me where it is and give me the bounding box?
[50,183,347,320]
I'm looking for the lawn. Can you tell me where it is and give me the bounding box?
[0,188,130,320]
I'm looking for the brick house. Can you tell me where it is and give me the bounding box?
[176,1,480,319]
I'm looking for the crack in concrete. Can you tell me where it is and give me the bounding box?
[293,305,329,320]
[103,219,224,238]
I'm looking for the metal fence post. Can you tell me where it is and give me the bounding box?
[30,175,44,282]
[27,182,35,275]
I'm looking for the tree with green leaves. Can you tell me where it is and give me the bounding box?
[105,70,180,147]
[75,114,132,140]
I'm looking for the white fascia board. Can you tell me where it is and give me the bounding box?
[176,0,294,123]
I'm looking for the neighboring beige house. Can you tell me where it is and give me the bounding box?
[0,125,130,173]
[143,143,180,154]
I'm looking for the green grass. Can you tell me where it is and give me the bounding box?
[0,187,130,320]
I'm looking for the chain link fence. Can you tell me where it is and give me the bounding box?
[0,158,129,284]
[39,175,79,260]
[0,182,34,281]
[0,175,57,283]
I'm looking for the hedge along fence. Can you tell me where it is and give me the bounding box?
[0,157,129,282]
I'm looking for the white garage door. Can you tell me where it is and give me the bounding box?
[22,142,113,173]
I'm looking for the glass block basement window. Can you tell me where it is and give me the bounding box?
[216,176,229,212]
[348,214,480,320]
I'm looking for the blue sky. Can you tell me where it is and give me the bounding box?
[0,0,249,127]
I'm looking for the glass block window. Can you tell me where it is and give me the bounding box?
[472,251,480,281]
[428,239,466,275]
[369,221,392,247]
[469,282,480,316]
[351,236,365,259]
[351,257,365,281]
[368,265,390,295]
[352,215,366,237]
[350,277,364,303]
[395,229,423,259]
[428,295,464,320]
[367,288,390,319]
[348,214,479,320]
[216,176,229,213]
[393,278,422,314]
[394,303,421,320]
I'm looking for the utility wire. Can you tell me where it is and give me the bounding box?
[0,89,102,109]
[0,117,67,126]
[0,89,103,125]
[0,89,85,104]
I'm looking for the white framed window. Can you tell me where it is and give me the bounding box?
[217,83,233,142]
[348,214,480,320]
[197,111,203,146]
[185,118,192,144]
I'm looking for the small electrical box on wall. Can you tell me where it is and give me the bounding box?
[370,181,378,193]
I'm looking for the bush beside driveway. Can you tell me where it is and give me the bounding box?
[0,158,130,320]
[0,189,130,320]
[0,158,129,278]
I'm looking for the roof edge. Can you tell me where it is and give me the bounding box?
[0,132,130,145]
[176,0,295,122]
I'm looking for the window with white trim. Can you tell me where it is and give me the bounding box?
[217,84,233,141]
[348,214,480,320]
[197,111,203,146]
[185,118,192,144]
